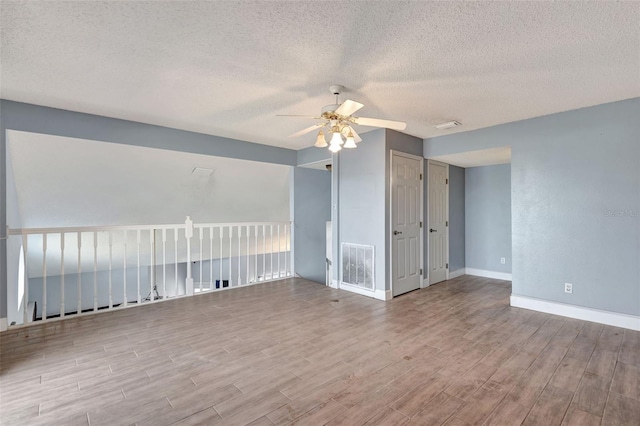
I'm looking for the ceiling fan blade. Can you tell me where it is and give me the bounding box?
[353,116,407,131]
[288,123,324,138]
[277,114,321,119]
[335,99,364,117]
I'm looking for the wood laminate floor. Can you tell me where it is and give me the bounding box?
[1,276,639,425]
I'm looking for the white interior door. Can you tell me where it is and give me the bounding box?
[392,152,422,297]
[428,160,449,285]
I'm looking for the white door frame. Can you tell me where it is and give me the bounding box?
[427,160,450,284]
[389,150,424,298]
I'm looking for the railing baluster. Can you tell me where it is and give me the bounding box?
[136,229,141,304]
[93,231,98,311]
[60,233,65,317]
[108,232,113,309]
[123,230,128,307]
[199,227,203,293]
[246,226,250,284]
[229,226,233,286]
[77,232,82,315]
[42,234,47,320]
[219,227,223,287]
[209,227,214,291]
[237,226,242,286]
[254,225,258,283]
[22,234,28,324]
[149,230,155,302]
[185,217,193,296]
[284,225,288,277]
[174,228,179,297]
[270,225,274,280]
[162,229,167,299]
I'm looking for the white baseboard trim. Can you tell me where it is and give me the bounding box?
[378,289,392,301]
[338,282,391,301]
[448,268,465,279]
[328,279,339,289]
[422,278,430,288]
[0,318,7,332]
[465,268,512,281]
[511,294,640,331]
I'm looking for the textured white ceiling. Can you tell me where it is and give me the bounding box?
[2,1,639,150]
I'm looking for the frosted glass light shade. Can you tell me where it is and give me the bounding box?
[314,130,327,147]
[344,131,357,148]
[328,142,342,152]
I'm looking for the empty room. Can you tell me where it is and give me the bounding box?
[1,1,638,425]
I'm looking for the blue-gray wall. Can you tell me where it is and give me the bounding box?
[0,100,297,166]
[297,145,331,167]
[425,98,640,316]
[293,167,331,284]
[465,164,511,274]
[449,165,465,273]
[338,129,387,291]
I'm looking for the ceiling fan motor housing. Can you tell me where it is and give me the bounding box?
[329,84,344,95]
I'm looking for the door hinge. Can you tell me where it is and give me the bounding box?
[446,221,448,227]
[420,268,423,275]
[420,221,422,228]
[446,178,448,184]
[420,173,423,180]
[446,263,449,269]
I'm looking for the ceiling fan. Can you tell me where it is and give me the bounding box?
[278,85,407,152]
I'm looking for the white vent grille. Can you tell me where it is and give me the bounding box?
[341,243,374,290]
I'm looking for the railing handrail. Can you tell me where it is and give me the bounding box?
[8,221,292,236]
[194,221,291,229]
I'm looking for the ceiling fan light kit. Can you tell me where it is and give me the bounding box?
[282,85,407,152]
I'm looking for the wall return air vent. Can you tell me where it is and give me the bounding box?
[341,243,374,291]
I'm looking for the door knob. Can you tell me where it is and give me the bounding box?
[430,228,437,233]
[393,230,402,235]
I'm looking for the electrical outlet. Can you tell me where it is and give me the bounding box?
[500,257,506,265]
[564,283,573,294]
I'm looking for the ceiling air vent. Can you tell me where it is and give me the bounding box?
[191,167,214,176]
[434,121,462,130]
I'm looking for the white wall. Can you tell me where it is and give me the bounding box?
[6,149,23,326]
[8,131,291,228]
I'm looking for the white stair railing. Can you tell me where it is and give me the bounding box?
[7,217,292,326]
